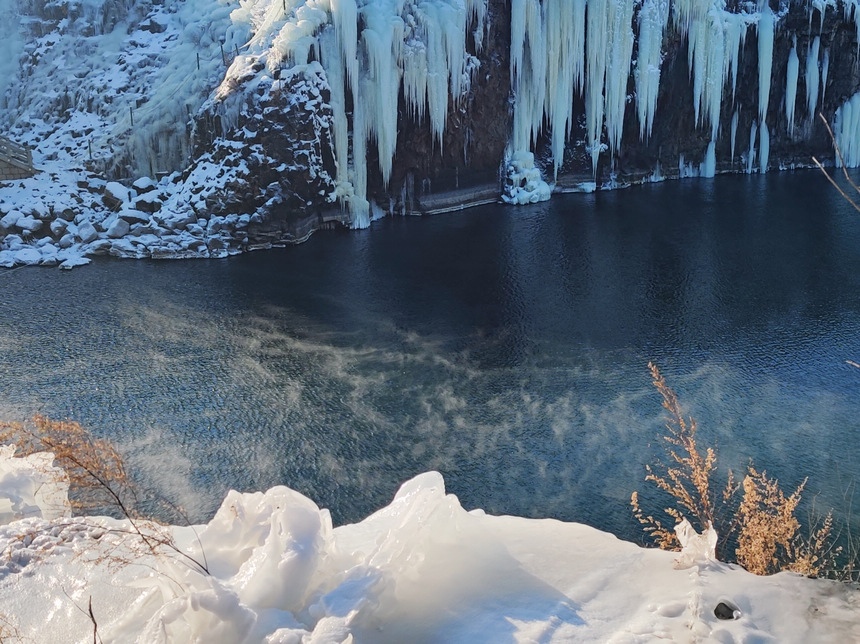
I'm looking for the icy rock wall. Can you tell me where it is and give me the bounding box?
[220,0,485,228]
[506,0,761,184]
[504,0,860,190]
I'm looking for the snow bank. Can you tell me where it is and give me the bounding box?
[0,446,69,524]
[0,455,858,643]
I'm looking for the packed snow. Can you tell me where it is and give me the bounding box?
[0,448,858,643]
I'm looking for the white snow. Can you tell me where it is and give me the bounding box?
[0,456,858,643]
[0,445,69,524]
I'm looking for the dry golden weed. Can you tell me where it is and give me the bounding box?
[631,363,739,555]
[633,364,840,578]
[0,416,208,575]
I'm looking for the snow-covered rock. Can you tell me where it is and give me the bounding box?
[106,218,130,239]
[0,211,22,230]
[15,215,42,234]
[103,182,130,209]
[12,247,42,266]
[76,222,98,244]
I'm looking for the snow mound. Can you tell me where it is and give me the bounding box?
[0,455,858,643]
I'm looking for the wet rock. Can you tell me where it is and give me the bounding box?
[714,601,741,620]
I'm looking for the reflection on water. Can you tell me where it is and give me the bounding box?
[0,170,858,541]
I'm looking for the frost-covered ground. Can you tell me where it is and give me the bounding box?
[0,450,858,643]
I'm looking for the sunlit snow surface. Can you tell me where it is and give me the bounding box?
[0,455,859,643]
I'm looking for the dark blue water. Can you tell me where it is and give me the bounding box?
[0,170,858,543]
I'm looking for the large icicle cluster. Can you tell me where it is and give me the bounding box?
[834,91,860,167]
[505,0,765,191]
[226,0,485,226]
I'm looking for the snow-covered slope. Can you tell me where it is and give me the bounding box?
[0,455,858,643]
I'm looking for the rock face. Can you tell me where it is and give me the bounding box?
[190,64,341,244]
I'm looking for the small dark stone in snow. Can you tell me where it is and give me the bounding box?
[714,602,740,620]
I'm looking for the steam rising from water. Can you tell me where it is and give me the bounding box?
[0,173,858,541]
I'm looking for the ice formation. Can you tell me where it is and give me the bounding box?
[834,91,860,167]
[759,121,769,172]
[747,120,758,174]
[757,6,774,128]
[806,36,821,120]
[0,454,859,643]
[785,36,799,136]
[636,0,670,142]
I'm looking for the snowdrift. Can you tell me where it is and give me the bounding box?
[0,449,857,643]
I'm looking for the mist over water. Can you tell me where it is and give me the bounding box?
[0,170,858,541]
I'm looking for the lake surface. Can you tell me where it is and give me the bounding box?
[0,170,858,543]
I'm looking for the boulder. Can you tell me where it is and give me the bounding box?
[77,222,98,243]
[118,208,150,225]
[87,239,112,255]
[58,233,75,249]
[106,218,130,239]
[15,216,42,234]
[0,211,22,231]
[50,219,68,237]
[13,248,42,266]
[132,176,156,193]
[103,182,130,210]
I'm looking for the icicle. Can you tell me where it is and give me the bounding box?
[319,27,349,189]
[700,140,716,177]
[759,122,769,173]
[785,35,798,136]
[585,0,635,173]
[544,0,586,176]
[844,0,860,52]
[586,0,610,174]
[834,92,860,167]
[746,120,757,174]
[603,0,636,156]
[723,13,748,103]
[509,0,546,153]
[806,36,820,119]
[757,6,773,126]
[636,0,670,141]
[730,109,739,163]
[821,48,829,108]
